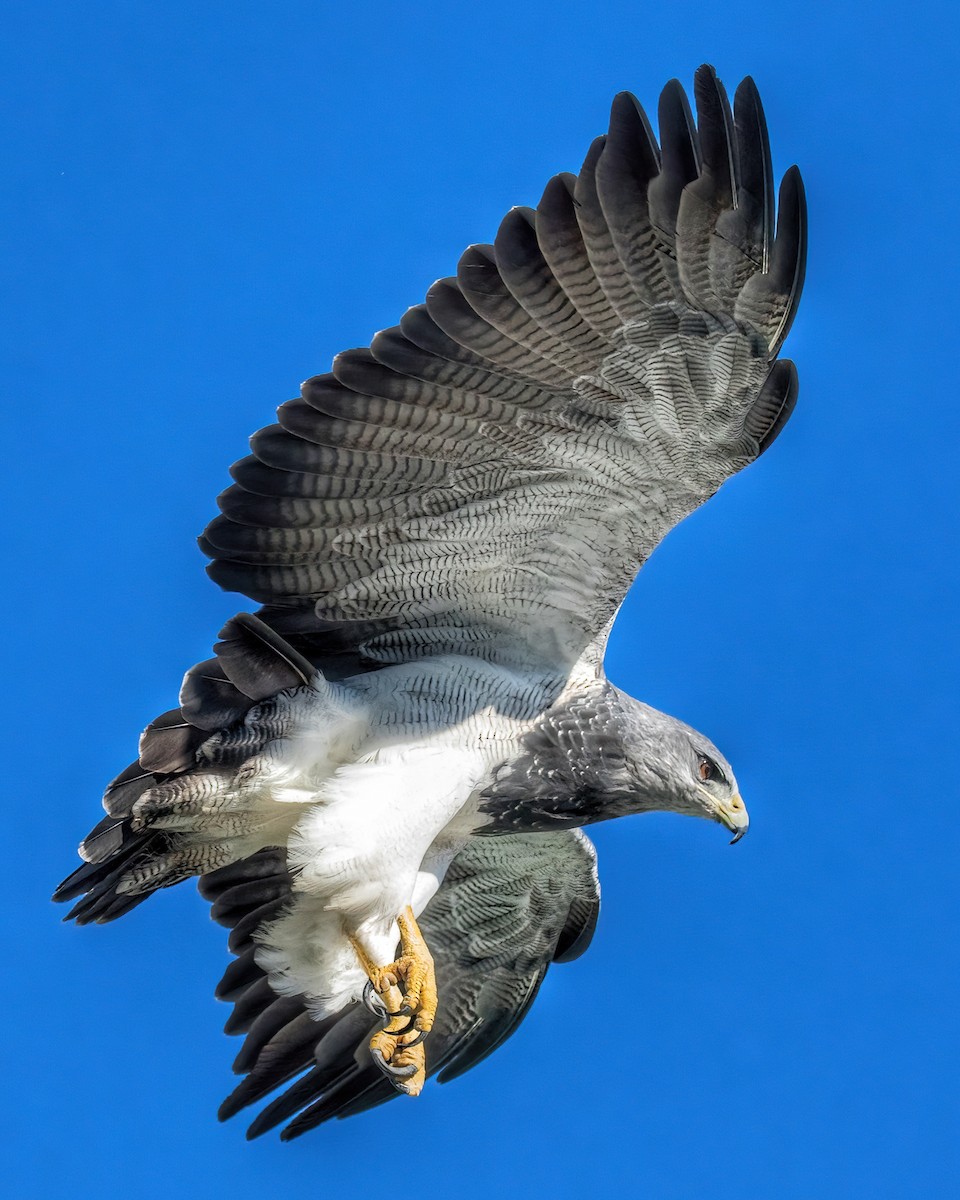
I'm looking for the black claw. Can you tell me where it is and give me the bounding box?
[370,1047,419,1080]
[401,1029,427,1048]
[362,982,413,1022]
[362,980,387,1018]
[387,1014,418,1037]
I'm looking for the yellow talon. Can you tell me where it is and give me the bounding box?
[349,906,437,1093]
[388,1041,426,1096]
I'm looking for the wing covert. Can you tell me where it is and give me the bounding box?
[202,65,806,676]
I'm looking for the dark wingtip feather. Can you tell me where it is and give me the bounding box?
[658,77,701,177]
[229,998,316,1071]
[226,1048,323,1127]
[748,358,799,454]
[243,1067,333,1139]
[55,823,162,908]
[53,858,104,904]
[574,134,605,200]
[647,78,701,246]
[607,90,660,168]
[215,947,261,1002]
[692,64,739,204]
[65,882,154,926]
[733,75,774,271]
[279,1073,392,1139]
[223,977,278,1035]
[768,165,807,354]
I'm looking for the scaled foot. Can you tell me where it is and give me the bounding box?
[351,906,438,1096]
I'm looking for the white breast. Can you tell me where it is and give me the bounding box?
[248,653,567,1016]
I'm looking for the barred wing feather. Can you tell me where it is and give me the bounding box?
[200,66,806,676]
[201,831,600,1139]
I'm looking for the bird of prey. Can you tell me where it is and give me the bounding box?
[55,64,806,1138]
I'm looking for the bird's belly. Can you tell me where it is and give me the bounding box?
[251,747,486,1018]
[277,655,561,904]
[284,742,488,917]
[246,654,571,1015]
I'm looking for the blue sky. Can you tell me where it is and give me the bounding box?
[4,1,959,1196]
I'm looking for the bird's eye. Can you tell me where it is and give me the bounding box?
[698,756,722,784]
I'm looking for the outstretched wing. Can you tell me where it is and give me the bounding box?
[199,830,600,1139]
[201,65,805,675]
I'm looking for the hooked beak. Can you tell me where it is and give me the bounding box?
[717,794,749,845]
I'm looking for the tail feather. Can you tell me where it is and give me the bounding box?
[54,614,321,923]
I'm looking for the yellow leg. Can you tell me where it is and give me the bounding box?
[349,906,438,1096]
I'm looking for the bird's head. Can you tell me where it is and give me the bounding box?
[618,696,749,843]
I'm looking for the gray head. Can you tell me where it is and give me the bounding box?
[618,693,749,843]
[475,681,748,838]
